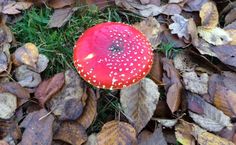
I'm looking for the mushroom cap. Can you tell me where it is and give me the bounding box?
[73,22,153,89]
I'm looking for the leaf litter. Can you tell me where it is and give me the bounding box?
[1,0,236,144]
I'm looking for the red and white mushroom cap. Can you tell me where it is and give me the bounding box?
[73,22,153,90]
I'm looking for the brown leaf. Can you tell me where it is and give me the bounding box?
[0,120,21,142]
[19,109,54,145]
[211,45,236,68]
[54,121,87,145]
[162,58,182,113]
[161,30,187,48]
[14,65,42,88]
[199,1,219,29]
[175,121,196,145]
[188,18,199,47]
[224,21,236,45]
[83,133,97,145]
[182,71,208,95]
[176,120,234,145]
[183,0,208,12]
[138,126,167,145]
[12,43,39,68]
[120,78,160,133]
[187,93,232,132]
[77,88,97,129]
[133,17,161,48]
[48,7,75,28]
[225,8,236,25]
[82,0,113,9]
[2,1,32,15]
[97,120,137,145]
[47,0,75,9]
[0,82,30,106]
[149,52,163,84]
[173,51,196,72]
[0,93,17,119]
[198,27,232,45]
[0,140,9,145]
[169,14,189,40]
[214,84,236,117]
[47,69,85,121]
[35,72,65,107]
[161,4,182,16]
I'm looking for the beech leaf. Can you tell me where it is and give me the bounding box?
[120,78,159,133]
[97,121,137,145]
[2,2,32,15]
[0,93,17,119]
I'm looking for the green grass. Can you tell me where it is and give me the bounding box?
[10,6,141,77]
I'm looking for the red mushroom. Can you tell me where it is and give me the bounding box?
[73,22,153,90]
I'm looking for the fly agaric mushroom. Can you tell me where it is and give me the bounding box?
[73,22,153,90]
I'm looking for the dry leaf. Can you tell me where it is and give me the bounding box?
[225,8,236,25]
[211,45,236,68]
[138,126,167,145]
[153,118,178,128]
[77,88,97,129]
[224,21,236,45]
[54,121,87,145]
[0,120,21,143]
[149,52,163,84]
[183,71,208,95]
[176,120,234,145]
[173,51,195,72]
[47,0,75,9]
[161,30,187,48]
[0,93,17,119]
[35,72,65,107]
[0,140,9,145]
[12,43,39,68]
[175,121,195,145]
[187,94,232,132]
[0,82,30,106]
[183,0,208,11]
[160,4,182,16]
[199,1,219,29]
[47,69,85,121]
[198,27,232,45]
[14,65,42,88]
[120,78,159,133]
[188,18,199,47]
[2,1,32,15]
[48,7,75,28]
[133,17,161,47]
[97,120,137,145]
[169,14,189,40]
[19,109,54,145]
[214,84,236,117]
[162,58,183,113]
[36,54,49,73]
[0,45,10,74]
[196,39,217,57]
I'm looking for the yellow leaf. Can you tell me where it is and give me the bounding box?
[199,1,219,29]
[198,27,232,45]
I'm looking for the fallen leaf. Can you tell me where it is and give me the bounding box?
[48,7,76,28]
[161,30,187,48]
[214,84,236,117]
[0,140,9,145]
[199,1,219,29]
[169,0,184,3]
[149,52,163,84]
[0,93,17,119]
[187,93,232,132]
[173,51,196,72]
[77,88,97,129]
[97,120,137,145]
[160,4,182,16]
[35,72,65,107]
[211,45,236,68]
[12,43,39,68]
[140,0,160,5]
[176,120,234,145]
[0,82,30,106]
[195,39,217,57]
[225,8,236,25]
[152,118,178,128]
[188,18,199,47]
[138,126,167,145]
[183,0,209,12]
[169,14,189,40]
[120,78,160,133]
[2,1,32,15]
[82,0,113,9]
[84,133,97,145]
[47,0,75,9]
[19,109,54,145]
[183,71,209,95]
[224,21,236,45]
[175,121,195,145]
[47,69,85,121]
[36,54,49,73]
[198,27,232,45]
[0,120,21,143]
[162,58,183,113]
[0,45,10,74]
[54,121,87,145]
[133,17,161,47]
[14,65,42,88]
